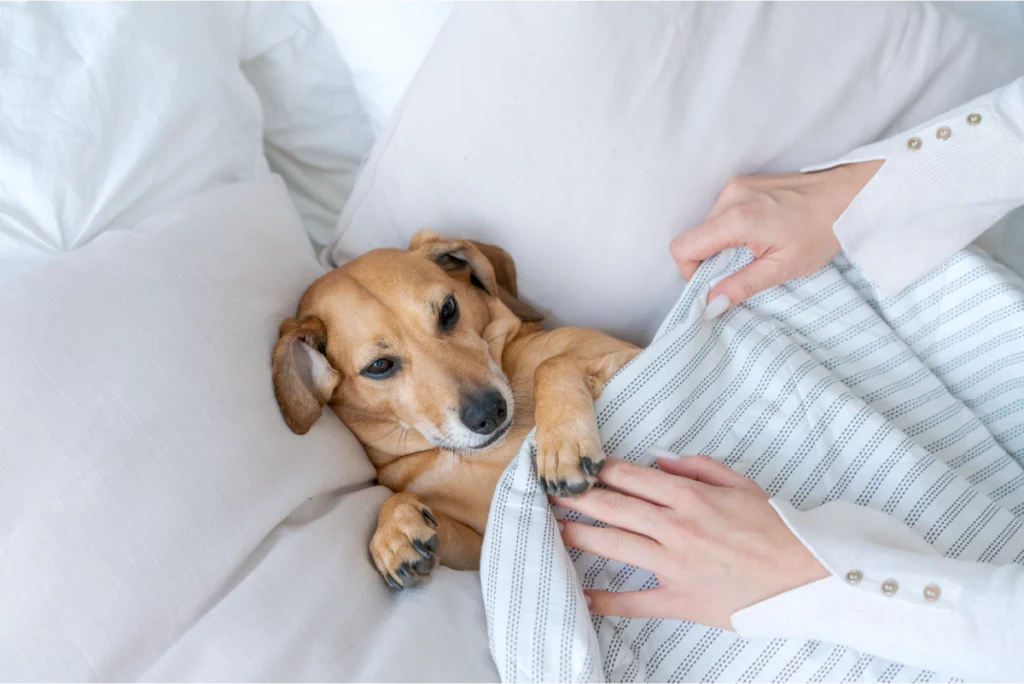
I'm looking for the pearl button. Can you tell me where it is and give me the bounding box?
[881,579,899,596]
[845,570,863,585]
[967,113,982,125]
[923,584,941,602]
[936,126,952,140]
[907,137,922,151]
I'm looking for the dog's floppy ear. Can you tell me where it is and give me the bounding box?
[409,230,544,322]
[272,316,340,435]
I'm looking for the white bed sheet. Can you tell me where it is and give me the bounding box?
[140,485,498,682]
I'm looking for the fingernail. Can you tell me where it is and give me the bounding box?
[648,447,680,460]
[703,294,731,321]
[584,593,592,607]
[557,521,565,533]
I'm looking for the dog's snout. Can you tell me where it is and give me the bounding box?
[459,388,508,435]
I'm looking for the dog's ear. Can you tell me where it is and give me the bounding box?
[410,230,544,322]
[465,240,519,297]
[272,316,340,435]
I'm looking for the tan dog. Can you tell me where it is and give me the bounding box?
[272,231,639,588]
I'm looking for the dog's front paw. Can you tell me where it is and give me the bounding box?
[371,493,440,590]
[534,416,604,497]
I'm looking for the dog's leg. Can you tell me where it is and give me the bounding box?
[370,491,483,588]
[533,344,640,496]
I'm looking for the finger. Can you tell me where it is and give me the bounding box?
[705,256,788,311]
[559,520,663,569]
[551,487,665,538]
[599,457,702,507]
[585,588,675,618]
[670,215,749,280]
[657,454,751,489]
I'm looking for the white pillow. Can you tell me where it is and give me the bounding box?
[0,3,269,266]
[0,178,497,681]
[0,2,378,257]
[242,2,376,250]
[310,1,455,134]
[324,1,1024,345]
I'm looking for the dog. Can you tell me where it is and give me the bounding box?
[272,231,639,588]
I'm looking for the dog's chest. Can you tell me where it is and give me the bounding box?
[404,439,524,533]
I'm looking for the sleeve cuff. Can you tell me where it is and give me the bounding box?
[801,78,1024,295]
[729,499,1024,680]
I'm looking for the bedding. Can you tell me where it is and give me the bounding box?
[0,177,497,681]
[242,2,376,250]
[0,4,492,679]
[0,1,373,261]
[0,3,267,268]
[310,1,454,135]
[308,2,1024,151]
[482,246,1024,682]
[323,1,1024,347]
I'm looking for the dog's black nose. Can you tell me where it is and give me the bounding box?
[459,387,508,435]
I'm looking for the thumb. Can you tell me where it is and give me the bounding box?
[704,256,788,317]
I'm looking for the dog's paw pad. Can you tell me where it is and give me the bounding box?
[371,502,440,590]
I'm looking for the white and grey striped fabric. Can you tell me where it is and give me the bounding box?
[481,246,1024,683]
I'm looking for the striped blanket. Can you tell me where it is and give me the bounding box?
[481,246,1024,683]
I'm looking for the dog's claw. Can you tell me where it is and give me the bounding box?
[412,538,434,558]
[425,534,439,553]
[372,496,440,591]
[581,456,605,477]
[566,480,589,496]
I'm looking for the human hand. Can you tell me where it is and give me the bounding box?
[671,161,882,319]
[551,456,828,630]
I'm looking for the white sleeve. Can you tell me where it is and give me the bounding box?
[730,499,1024,680]
[801,77,1024,295]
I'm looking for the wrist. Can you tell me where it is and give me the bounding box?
[773,518,831,597]
[812,160,883,242]
[832,159,883,204]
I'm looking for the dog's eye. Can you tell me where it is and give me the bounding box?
[439,294,459,332]
[362,357,398,379]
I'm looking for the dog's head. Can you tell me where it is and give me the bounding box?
[272,231,542,457]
